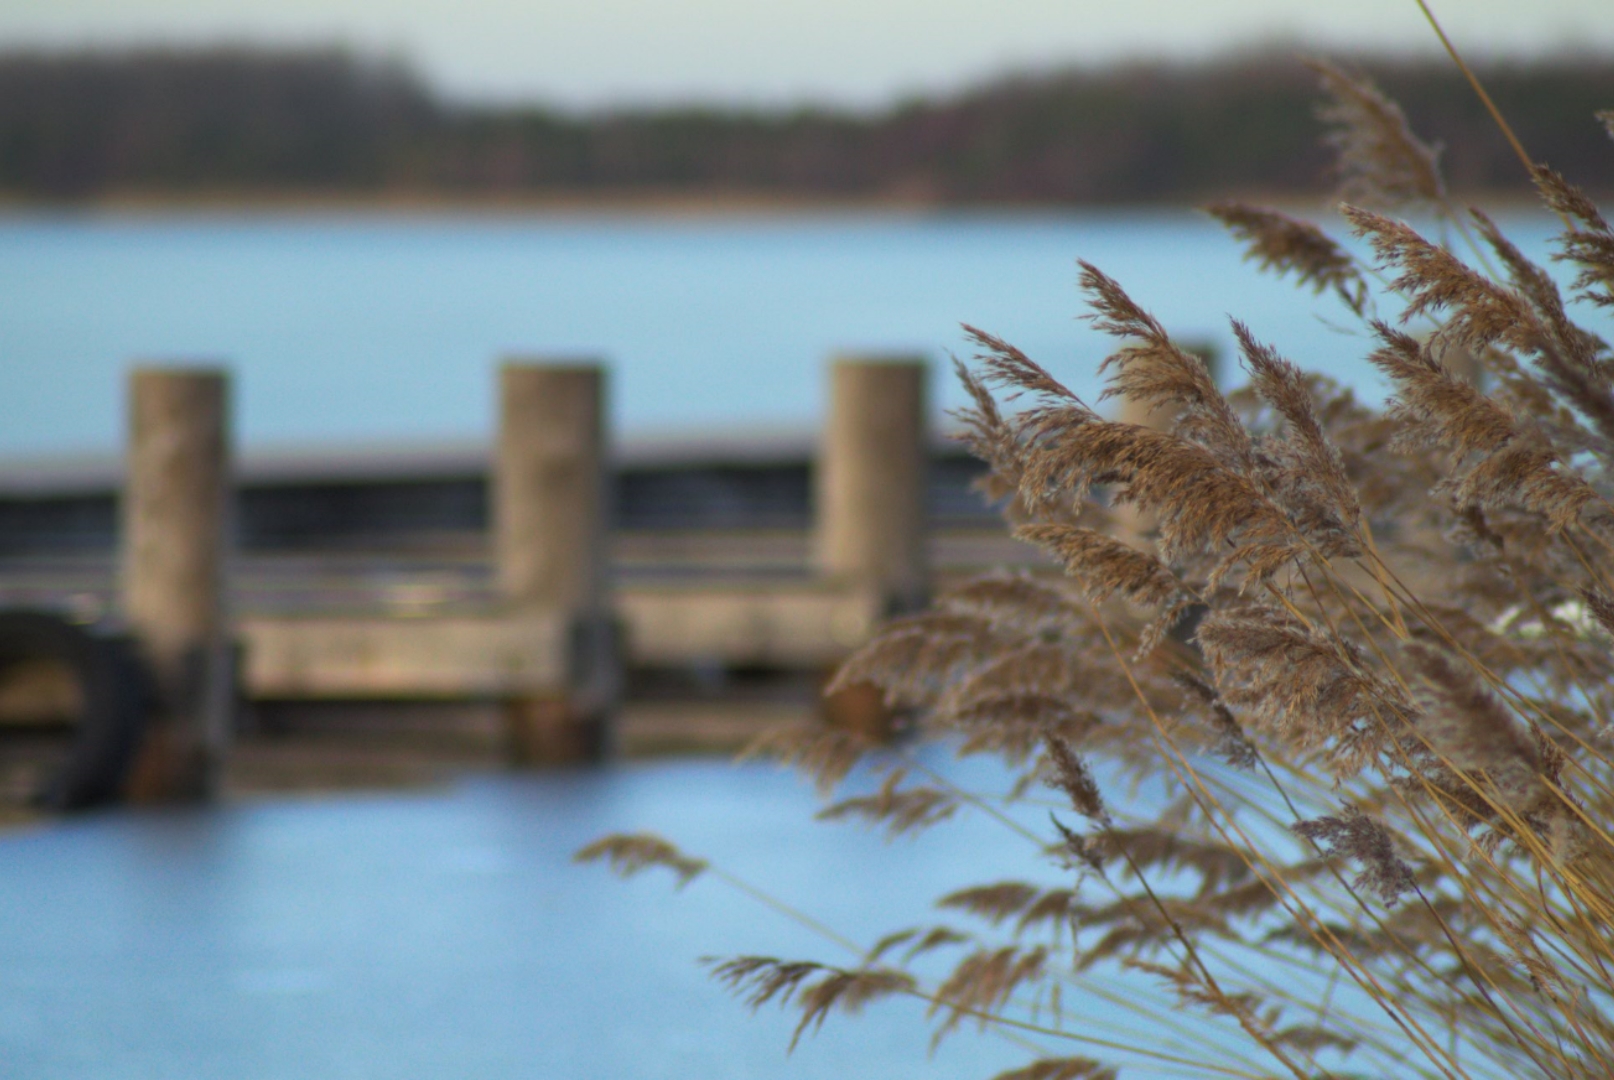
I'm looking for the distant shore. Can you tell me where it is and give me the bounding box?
[0,187,1553,218]
[5,50,1608,217]
[0,187,949,217]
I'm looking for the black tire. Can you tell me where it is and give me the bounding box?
[0,610,151,810]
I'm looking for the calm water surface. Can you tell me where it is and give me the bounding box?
[0,208,1570,458]
[0,755,1069,1079]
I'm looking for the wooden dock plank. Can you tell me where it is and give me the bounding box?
[240,582,882,699]
[619,583,880,668]
[240,612,568,698]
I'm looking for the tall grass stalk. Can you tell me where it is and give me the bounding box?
[581,34,1614,1080]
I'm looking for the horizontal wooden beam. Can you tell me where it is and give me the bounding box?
[618,582,880,668]
[238,582,882,699]
[240,612,568,699]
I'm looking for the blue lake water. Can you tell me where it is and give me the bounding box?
[0,207,1573,459]
[0,756,1088,1079]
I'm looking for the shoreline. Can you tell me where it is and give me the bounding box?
[0,186,1557,219]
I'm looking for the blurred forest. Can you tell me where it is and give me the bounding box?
[0,47,1610,203]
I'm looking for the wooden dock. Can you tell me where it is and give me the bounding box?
[0,355,1046,802]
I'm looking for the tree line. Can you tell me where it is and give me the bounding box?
[0,47,1609,202]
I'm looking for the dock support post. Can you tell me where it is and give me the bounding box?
[815,355,929,609]
[815,354,928,740]
[496,360,615,764]
[121,367,233,801]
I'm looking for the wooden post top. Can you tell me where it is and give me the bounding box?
[815,354,929,607]
[494,359,609,616]
[122,367,231,655]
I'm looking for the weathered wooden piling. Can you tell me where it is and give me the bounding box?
[121,367,233,801]
[814,355,929,610]
[814,355,928,742]
[495,361,615,763]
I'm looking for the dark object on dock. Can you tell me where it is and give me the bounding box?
[0,609,150,809]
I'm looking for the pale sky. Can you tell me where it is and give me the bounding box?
[0,0,1608,108]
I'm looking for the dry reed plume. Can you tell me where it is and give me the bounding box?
[581,50,1614,1080]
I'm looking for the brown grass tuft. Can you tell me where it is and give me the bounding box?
[1309,57,1446,212]
[816,768,958,837]
[573,833,708,886]
[585,59,1614,1080]
[1042,733,1110,825]
[990,1058,1117,1080]
[707,956,918,1050]
[1207,202,1369,315]
[1292,807,1416,906]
